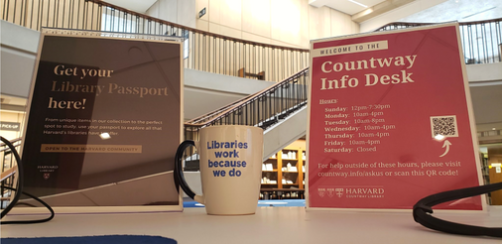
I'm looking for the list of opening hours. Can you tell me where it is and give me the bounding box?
[320,99,393,154]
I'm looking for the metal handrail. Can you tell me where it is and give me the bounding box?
[376,19,502,64]
[184,68,309,141]
[0,138,21,153]
[375,18,502,31]
[1,0,309,82]
[2,0,500,80]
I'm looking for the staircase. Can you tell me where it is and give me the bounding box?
[183,68,309,162]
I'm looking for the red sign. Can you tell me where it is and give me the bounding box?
[307,23,484,210]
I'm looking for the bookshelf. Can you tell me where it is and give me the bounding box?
[260,140,306,199]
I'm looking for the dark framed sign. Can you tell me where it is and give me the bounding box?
[19,29,184,212]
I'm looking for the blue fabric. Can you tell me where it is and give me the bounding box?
[2,235,177,244]
[183,199,305,208]
[183,201,205,208]
[258,199,305,207]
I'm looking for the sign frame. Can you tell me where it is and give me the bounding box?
[305,22,486,211]
[12,29,186,214]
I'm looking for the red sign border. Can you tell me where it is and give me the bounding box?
[305,22,486,211]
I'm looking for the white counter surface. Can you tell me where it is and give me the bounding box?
[2,206,501,243]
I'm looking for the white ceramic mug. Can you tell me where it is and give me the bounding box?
[174,125,263,215]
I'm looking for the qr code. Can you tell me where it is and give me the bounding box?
[430,116,458,138]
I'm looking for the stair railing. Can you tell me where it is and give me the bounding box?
[184,67,309,142]
[2,0,501,83]
[376,18,502,64]
[1,0,309,82]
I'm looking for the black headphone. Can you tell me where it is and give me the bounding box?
[413,182,502,238]
[0,136,54,224]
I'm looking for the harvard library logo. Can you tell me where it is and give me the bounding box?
[318,188,326,197]
[335,188,344,198]
[345,187,385,199]
[327,188,335,197]
[328,187,385,199]
[43,173,50,180]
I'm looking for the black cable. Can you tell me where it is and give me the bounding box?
[413,182,502,238]
[1,186,55,224]
[0,136,55,224]
[0,136,23,219]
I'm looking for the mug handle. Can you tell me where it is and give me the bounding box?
[174,140,204,204]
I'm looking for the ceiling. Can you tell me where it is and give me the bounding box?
[309,0,387,15]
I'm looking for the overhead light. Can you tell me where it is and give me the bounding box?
[362,8,373,15]
[492,128,497,130]
[348,0,368,8]
[100,132,111,140]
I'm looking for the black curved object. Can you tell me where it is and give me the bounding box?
[413,182,502,238]
[0,136,23,219]
[174,140,196,199]
[1,136,55,224]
